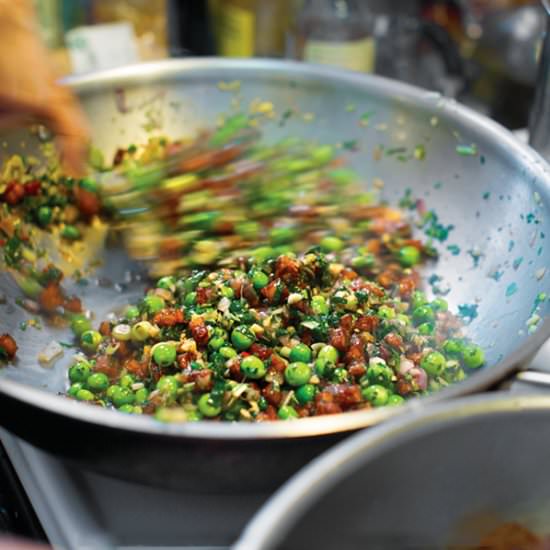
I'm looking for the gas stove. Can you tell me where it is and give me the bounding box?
[2,339,550,550]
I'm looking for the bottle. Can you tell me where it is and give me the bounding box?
[167,0,214,56]
[214,0,291,58]
[293,0,376,73]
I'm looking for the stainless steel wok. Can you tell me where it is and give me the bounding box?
[1,59,550,493]
[237,393,550,549]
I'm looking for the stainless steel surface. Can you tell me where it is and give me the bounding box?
[0,429,262,550]
[530,3,550,156]
[238,393,550,550]
[1,58,550,490]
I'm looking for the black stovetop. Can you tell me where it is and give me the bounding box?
[0,442,45,543]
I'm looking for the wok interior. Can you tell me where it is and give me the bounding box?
[1,61,549,398]
[267,407,550,548]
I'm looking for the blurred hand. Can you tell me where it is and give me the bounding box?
[0,0,89,176]
[0,537,50,550]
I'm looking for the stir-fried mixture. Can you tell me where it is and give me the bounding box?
[0,153,104,318]
[462,522,550,550]
[65,249,483,421]
[0,118,486,421]
[102,116,407,276]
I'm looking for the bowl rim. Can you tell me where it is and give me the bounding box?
[235,392,550,550]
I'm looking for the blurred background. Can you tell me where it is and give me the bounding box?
[33,0,543,130]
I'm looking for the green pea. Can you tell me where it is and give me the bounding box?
[36,205,52,227]
[120,374,135,388]
[431,298,448,312]
[219,346,237,359]
[397,245,421,267]
[124,306,140,321]
[332,367,349,383]
[208,337,225,351]
[442,338,464,358]
[79,177,99,193]
[296,384,316,404]
[69,361,91,383]
[387,394,405,406]
[251,270,270,290]
[198,393,221,417]
[418,322,435,335]
[76,388,95,401]
[156,375,180,398]
[285,362,311,386]
[187,410,202,422]
[143,295,165,315]
[289,343,312,363]
[278,405,299,420]
[68,382,84,397]
[184,292,197,306]
[366,361,394,388]
[328,167,358,186]
[351,254,376,269]
[270,227,297,245]
[317,345,339,364]
[70,314,92,337]
[135,387,149,404]
[106,385,121,400]
[157,276,176,291]
[412,305,435,325]
[320,236,343,253]
[61,224,81,240]
[86,372,109,393]
[241,355,266,379]
[411,291,428,310]
[311,144,334,165]
[155,407,188,423]
[258,396,268,411]
[131,321,153,342]
[378,305,396,319]
[462,344,485,369]
[80,330,102,353]
[311,295,329,315]
[111,386,135,408]
[362,384,390,407]
[153,343,177,367]
[274,244,294,256]
[236,221,260,239]
[314,358,333,378]
[118,404,135,414]
[251,246,276,263]
[231,326,255,351]
[421,351,446,377]
[220,286,234,299]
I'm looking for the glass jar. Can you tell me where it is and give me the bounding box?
[292,0,376,73]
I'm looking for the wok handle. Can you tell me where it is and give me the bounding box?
[529,4,550,157]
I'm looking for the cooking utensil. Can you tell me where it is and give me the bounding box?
[237,393,550,549]
[1,59,550,493]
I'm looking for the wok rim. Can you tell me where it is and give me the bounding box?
[235,392,550,550]
[1,57,550,441]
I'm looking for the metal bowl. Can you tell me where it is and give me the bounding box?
[238,393,550,549]
[1,59,550,492]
